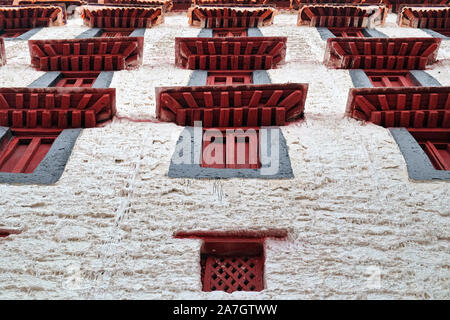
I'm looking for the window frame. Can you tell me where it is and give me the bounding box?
[365,70,418,88]
[408,129,450,171]
[213,28,248,38]
[55,72,100,88]
[201,128,261,169]
[206,71,253,86]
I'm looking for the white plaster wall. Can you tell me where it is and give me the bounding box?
[0,41,43,86]
[0,12,449,300]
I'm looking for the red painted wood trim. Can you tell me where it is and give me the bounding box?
[81,5,164,29]
[346,86,450,129]
[0,87,116,128]
[156,83,308,127]
[324,37,441,70]
[175,37,287,70]
[0,5,64,29]
[28,37,144,71]
[297,3,387,28]
[408,128,450,171]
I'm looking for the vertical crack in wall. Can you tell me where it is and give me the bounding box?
[83,125,150,299]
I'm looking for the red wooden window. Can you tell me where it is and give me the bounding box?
[0,88,116,129]
[175,230,288,294]
[201,241,264,293]
[202,255,264,293]
[100,30,133,38]
[213,28,248,38]
[0,132,57,173]
[365,71,417,88]
[422,141,450,171]
[206,72,253,85]
[408,129,450,171]
[55,72,100,87]
[329,28,365,38]
[201,129,261,169]
[297,4,386,28]
[0,29,30,38]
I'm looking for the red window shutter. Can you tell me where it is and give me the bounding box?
[0,134,57,173]
[408,129,450,171]
[201,131,226,169]
[422,141,450,170]
[202,255,264,293]
[365,71,417,88]
[206,72,253,85]
[225,131,260,169]
[175,230,288,294]
[201,129,261,169]
[55,78,95,87]
[100,31,133,38]
[54,72,100,88]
